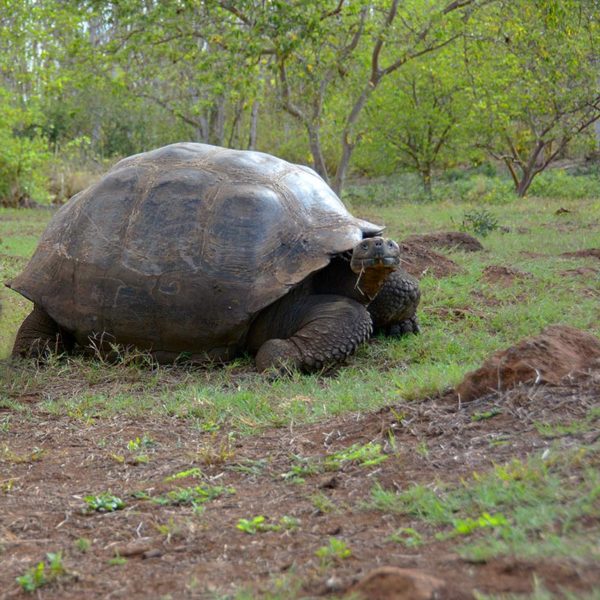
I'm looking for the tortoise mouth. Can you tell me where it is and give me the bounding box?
[352,256,399,270]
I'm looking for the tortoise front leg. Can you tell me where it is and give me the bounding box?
[368,268,421,337]
[253,295,373,373]
[12,305,74,358]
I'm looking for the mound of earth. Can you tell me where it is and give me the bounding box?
[399,241,460,278]
[404,231,484,252]
[348,567,445,600]
[560,266,599,277]
[561,248,600,260]
[455,325,600,402]
[482,265,532,285]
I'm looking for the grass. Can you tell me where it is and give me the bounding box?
[1,185,599,596]
[368,444,600,562]
[1,195,599,428]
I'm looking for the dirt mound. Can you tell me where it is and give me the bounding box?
[399,242,460,278]
[348,567,445,600]
[455,325,600,402]
[482,265,532,285]
[560,266,599,277]
[404,231,484,252]
[561,248,600,260]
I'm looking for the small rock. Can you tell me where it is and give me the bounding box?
[348,567,445,600]
[113,540,153,557]
[326,575,344,592]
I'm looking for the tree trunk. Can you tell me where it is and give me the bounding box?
[516,169,536,197]
[248,100,259,150]
[308,125,329,182]
[421,168,432,197]
[210,95,226,146]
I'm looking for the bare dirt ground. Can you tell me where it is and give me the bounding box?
[1,370,599,599]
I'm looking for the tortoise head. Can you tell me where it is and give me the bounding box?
[350,237,400,273]
[349,237,400,301]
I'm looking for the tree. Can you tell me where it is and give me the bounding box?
[365,49,471,196]
[221,0,494,194]
[465,0,600,196]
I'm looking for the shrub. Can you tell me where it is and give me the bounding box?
[0,89,51,207]
[528,169,600,199]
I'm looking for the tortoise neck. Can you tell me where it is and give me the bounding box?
[353,266,395,302]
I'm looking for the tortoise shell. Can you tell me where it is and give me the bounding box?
[8,143,382,359]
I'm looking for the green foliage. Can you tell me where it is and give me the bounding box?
[325,442,388,469]
[16,552,66,593]
[369,448,600,560]
[1,0,599,196]
[437,512,509,540]
[315,537,352,564]
[460,208,500,237]
[75,538,91,553]
[153,484,234,513]
[0,90,50,206]
[236,515,300,534]
[84,493,125,513]
[164,467,204,482]
[386,527,424,547]
[528,169,600,199]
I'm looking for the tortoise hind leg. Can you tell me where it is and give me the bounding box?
[253,295,373,373]
[368,268,421,337]
[12,305,74,359]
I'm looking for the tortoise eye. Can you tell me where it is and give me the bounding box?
[361,242,369,250]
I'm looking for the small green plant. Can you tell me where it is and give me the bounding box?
[84,492,126,512]
[437,512,509,540]
[386,527,423,547]
[278,515,301,531]
[228,458,269,476]
[17,561,47,593]
[310,491,338,514]
[315,538,352,564]
[108,554,127,566]
[75,538,91,553]
[236,515,299,534]
[126,434,156,451]
[326,442,388,469]
[471,408,502,422]
[153,484,233,513]
[236,515,271,534]
[153,517,190,542]
[281,455,320,483]
[460,208,499,237]
[164,467,203,482]
[196,432,236,465]
[16,552,66,592]
[0,415,10,432]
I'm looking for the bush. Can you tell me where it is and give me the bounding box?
[0,90,51,207]
[528,169,600,199]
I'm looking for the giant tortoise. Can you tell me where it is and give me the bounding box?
[7,143,420,372]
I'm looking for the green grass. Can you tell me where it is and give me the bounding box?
[368,444,600,562]
[1,187,599,595]
[1,194,599,427]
